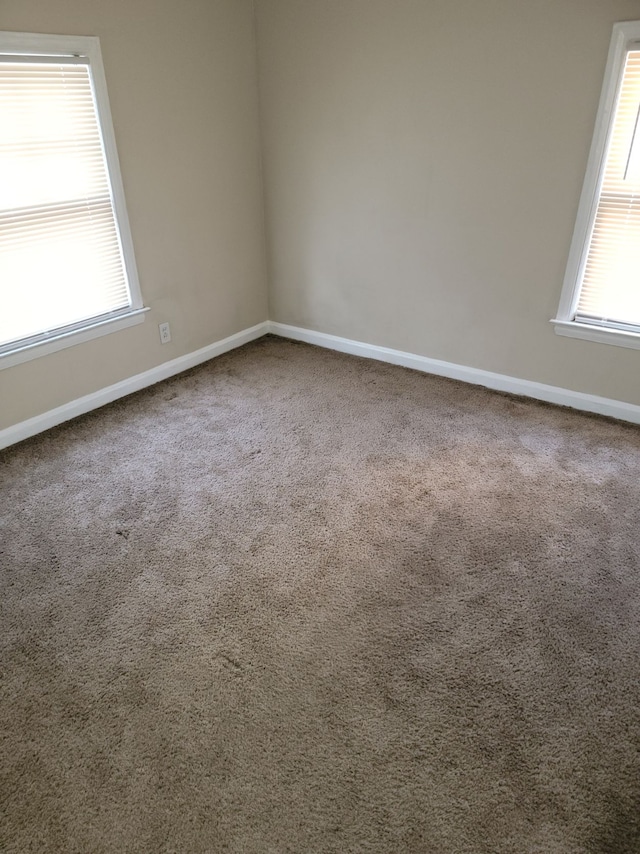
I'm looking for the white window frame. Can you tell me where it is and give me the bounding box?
[553,19,640,350]
[0,31,147,370]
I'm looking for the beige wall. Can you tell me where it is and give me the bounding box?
[4,0,640,434]
[0,0,268,429]
[255,0,640,405]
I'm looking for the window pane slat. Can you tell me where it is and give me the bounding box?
[575,48,640,328]
[0,55,132,349]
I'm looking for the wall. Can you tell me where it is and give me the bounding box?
[255,0,640,405]
[0,0,268,430]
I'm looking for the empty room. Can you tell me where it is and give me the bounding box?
[2,1,640,851]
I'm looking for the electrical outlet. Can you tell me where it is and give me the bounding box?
[159,322,171,344]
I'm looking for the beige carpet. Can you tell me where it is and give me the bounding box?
[1,335,640,853]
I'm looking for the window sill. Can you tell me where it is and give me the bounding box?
[552,318,640,350]
[0,308,150,370]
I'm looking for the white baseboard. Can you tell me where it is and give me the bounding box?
[3,317,639,450]
[267,321,640,425]
[0,321,269,450]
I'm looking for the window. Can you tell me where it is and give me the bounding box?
[0,32,145,368]
[554,20,640,349]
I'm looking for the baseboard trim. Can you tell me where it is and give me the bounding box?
[267,321,640,425]
[0,321,269,450]
[3,318,639,450]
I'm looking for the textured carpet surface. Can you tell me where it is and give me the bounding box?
[1,335,640,853]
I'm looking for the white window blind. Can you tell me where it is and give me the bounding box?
[575,48,640,329]
[0,54,133,351]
